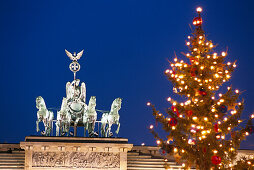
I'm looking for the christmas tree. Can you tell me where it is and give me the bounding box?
[148,7,254,170]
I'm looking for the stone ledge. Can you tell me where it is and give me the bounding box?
[24,136,128,143]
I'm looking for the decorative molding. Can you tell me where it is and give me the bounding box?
[32,151,120,168]
[26,145,33,150]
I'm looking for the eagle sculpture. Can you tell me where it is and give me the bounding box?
[65,49,84,61]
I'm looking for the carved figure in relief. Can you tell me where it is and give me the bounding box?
[32,152,120,168]
[101,98,122,137]
[36,96,54,136]
[83,96,97,137]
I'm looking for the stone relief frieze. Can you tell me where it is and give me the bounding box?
[32,151,120,168]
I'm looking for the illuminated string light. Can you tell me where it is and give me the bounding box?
[196,7,202,13]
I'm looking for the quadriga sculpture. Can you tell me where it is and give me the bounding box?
[36,96,54,136]
[56,97,71,136]
[83,96,97,137]
[101,98,122,137]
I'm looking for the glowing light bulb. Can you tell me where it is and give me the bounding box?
[165,69,170,74]
[147,102,151,106]
[222,52,226,56]
[149,125,154,129]
[220,99,224,103]
[174,148,178,152]
[196,7,202,13]
[193,117,198,121]
[186,42,190,46]
[156,140,161,144]
[235,89,239,93]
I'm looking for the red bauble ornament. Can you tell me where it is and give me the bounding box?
[214,124,219,133]
[211,155,221,165]
[186,110,193,117]
[189,57,197,64]
[169,118,178,126]
[198,88,207,96]
[190,67,198,77]
[171,106,179,116]
[193,17,202,26]
[172,71,176,80]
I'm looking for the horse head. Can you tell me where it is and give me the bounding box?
[36,96,46,110]
[60,98,68,112]
[88,96,96,109]
[111,97,122,111]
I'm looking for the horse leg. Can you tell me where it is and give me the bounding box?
[67,122,70,136]
[84,122,87,137]
[36,120,40,132]
[88,123,92,137]
[45,121,50,136]
[51,121,53,136]
[106,124,112,137]
[56,122,59,136]
[101,123,105,137]
[116,122,120,135]
[92,120,97,136]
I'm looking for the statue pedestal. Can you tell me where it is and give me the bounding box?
[20,136,133,170]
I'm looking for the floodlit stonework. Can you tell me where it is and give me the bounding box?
[20,136,133,170]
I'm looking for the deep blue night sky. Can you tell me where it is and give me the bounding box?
[0,1,253,148]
